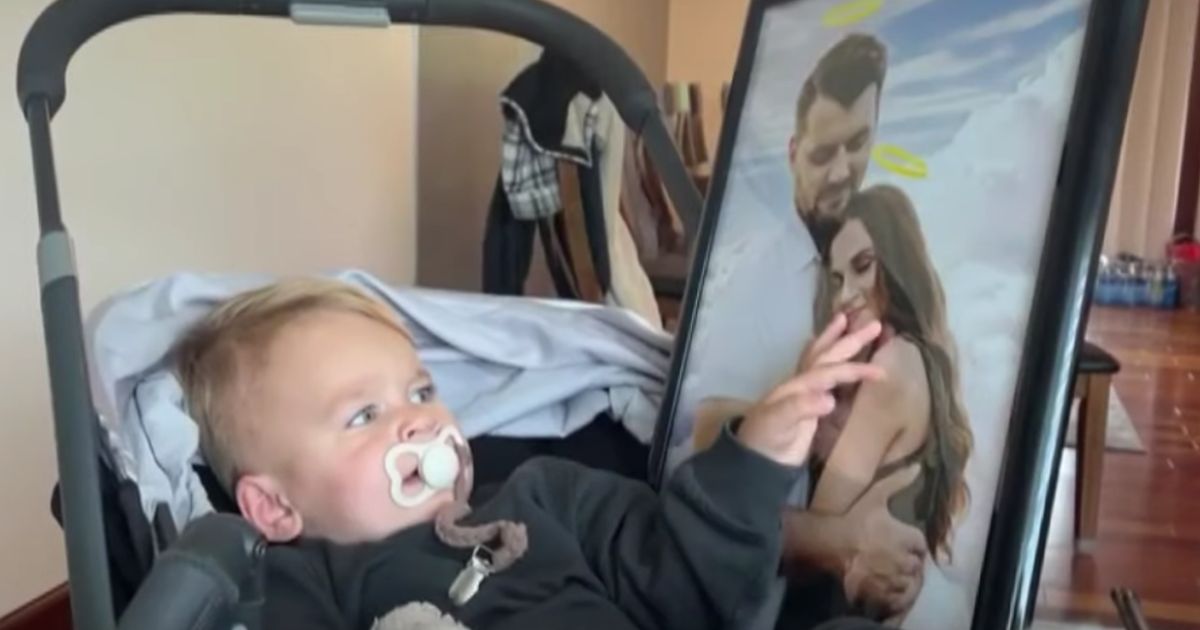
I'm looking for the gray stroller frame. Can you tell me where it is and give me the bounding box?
[16,2,704,629]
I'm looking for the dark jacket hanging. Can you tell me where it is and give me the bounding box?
[482,51,612,300]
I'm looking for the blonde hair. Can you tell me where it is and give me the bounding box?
[173,277,411,493]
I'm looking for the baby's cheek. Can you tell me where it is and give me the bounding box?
[361,453,404,513]
[337,453,383,500]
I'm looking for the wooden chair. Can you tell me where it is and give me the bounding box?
[1072,341,1121,550]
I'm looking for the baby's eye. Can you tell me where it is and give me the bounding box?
[408,383,437,405]
[346,404,380,428]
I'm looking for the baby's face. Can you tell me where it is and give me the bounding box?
[238,308,464,544]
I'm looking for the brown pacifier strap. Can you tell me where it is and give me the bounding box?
[432,440,528,577]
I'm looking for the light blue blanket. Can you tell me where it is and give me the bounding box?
[85,269,674,528]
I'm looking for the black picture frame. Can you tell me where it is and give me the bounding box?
[645,1,1148,628]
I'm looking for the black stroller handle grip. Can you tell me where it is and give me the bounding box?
[18,0,659,134]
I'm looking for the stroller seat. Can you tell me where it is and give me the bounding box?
[50,408,654,619]
[57,267,672,619]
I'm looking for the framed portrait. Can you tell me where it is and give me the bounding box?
[646,0,1146,628]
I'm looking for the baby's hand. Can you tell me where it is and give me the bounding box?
[736,315,885,467]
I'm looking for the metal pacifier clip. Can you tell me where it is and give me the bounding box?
[448,544,495,606]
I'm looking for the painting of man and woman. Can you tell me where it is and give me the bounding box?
[668,0,1095,627]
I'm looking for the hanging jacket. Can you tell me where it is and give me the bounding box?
[482,51,607,298]
[482,51,662,328]
[565,92,662,328]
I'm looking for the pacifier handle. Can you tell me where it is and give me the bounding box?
[420,442,460,490]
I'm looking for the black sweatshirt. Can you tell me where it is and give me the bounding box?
[262,424,801,630]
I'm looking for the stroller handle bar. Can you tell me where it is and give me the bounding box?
[18,0,660,132]
[17,0,703,238]
[16,2,704,630]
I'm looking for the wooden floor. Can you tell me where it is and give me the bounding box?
[1033,306,1200,630]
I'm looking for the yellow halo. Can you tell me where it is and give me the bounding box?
[822,0,885,28]
[872,143,928,179]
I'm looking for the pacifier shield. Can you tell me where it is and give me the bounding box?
[384,426,465,508]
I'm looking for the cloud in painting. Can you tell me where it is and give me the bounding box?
[759,0,938,58]
[887,45,1016,89]
[872,0,939,26]
[876,87,1004,154]
[951,0,1088,44]
[874,126,953,157]
[882,86,1005,125]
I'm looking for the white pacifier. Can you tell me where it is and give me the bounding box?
[384,426,463,508]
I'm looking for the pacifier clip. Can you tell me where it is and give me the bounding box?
[434,501,528,607]
[448,545,494,606]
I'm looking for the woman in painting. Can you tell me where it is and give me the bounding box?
[795,183,974,625]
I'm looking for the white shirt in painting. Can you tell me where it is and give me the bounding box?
[673,156,822,448]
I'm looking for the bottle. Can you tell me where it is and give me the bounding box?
[1105,265,1118,306]
[1120,265,1137,307]
[1147,262,1166,307]
[1136,264,1151,307]
[1132,263,1147,307]
[1105,266,1117,305]
[1165,266,1180,309]
[1108,266,1121,306]
[1094,261,1109,305]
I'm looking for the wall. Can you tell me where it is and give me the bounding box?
[415,0,670,292]
[0,1,419,615]
[666,0,752,159]
[1104,0,1199,258]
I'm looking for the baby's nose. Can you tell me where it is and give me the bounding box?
[397,415,437,443]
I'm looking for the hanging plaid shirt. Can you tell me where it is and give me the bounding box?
[499,95,599,221]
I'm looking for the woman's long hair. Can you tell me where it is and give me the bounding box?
[821,184,974,562]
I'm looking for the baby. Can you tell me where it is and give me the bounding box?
[172,277,886,630]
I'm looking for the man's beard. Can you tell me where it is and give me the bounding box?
[798,180,855,257]
[804,214,842,260]
[815,179,855,214]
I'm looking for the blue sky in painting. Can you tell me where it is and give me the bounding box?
[872,0,1090,155]
[733,0,1092,169]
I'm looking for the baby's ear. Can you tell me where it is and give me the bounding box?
[235,474,303,542]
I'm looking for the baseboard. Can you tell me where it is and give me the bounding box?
[0,584,71,630]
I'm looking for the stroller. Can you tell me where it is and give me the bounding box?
[18,0,1159,628]
[16,1,706,629]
